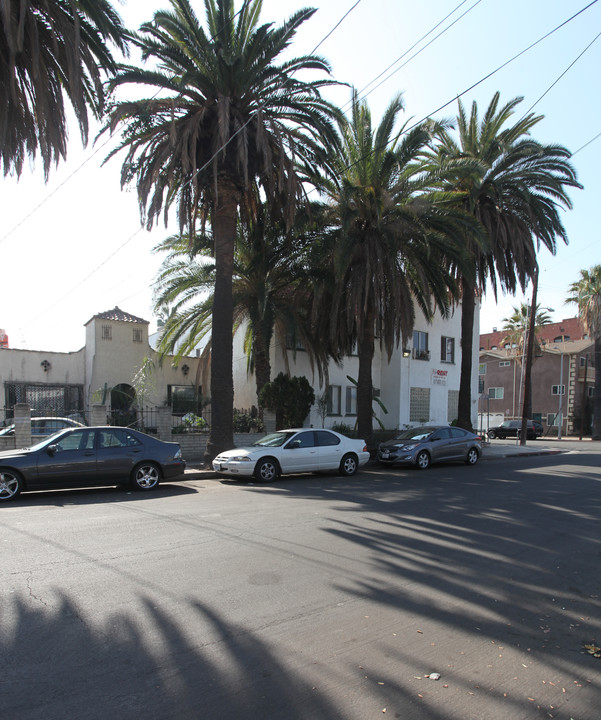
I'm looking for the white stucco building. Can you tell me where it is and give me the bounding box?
[233,302,479,430]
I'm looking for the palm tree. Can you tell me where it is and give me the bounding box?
[313,92,472,441]
[1,0,129,178]
[105,0,340,460]
[501,302,552,356]
[567,265,601,439]
[426,92,580,431]
[153,203,331,412]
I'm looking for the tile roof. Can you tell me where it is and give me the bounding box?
[86,306,149,325]
[480,317,587,350]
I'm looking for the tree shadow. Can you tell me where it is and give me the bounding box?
[2,592,340,720]
[242,454,601,716]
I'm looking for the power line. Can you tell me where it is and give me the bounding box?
[521,29,601,118]
[349,0,484,111]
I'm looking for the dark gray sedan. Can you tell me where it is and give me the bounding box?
[0,426,186,502]
[377,425,481,469]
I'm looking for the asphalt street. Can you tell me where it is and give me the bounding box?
[1,443,600,719]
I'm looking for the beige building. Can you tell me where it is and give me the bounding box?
[0,307,204,429]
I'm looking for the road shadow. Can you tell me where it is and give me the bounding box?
[2,591,340,720]
[5,482,198,508]
[234,454,601,716]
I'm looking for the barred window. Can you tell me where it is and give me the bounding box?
[133,328,143,343]
[102,325,112,341]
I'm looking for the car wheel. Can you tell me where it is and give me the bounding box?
[339,453,358,476]
[131,462,161,491]
[487,430,496,440]
[0,469,23,502]
[465,448,479,465]
[255,458,278,482]
[416,450,431,470]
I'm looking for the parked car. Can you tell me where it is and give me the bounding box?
[0,417,84,437]
[213,429,370,481]
[487,420,543,440]
[0,426,186,502]
[377,425,481,469]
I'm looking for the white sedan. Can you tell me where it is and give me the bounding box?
[213,429,370,482]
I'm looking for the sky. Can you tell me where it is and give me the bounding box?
[2,0,601,352]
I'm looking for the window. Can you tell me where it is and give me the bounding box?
[168,385,197,414]
[499,360,511,367]
[554,336,569,343]
[133,328,143,343]
[588,386,595,397]
[479,363,487,375]
[101,325,112,341]
[327,385,341,415]
[488,387,504,399]
[345,385,357,415]
[447,390,459,423]
[55,430,94,452]
[409,387,430,422]
[441,336,455,363]
[292,431,315,448]
[552,385,565,396]
[285,331,305,351]
[413,331,429,360]
[316,430,340,447]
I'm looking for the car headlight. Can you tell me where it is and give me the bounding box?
[229,456,253,462]
[400,443,419,451]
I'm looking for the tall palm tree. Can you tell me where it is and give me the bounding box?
[1,0,129,178]
[105,0,340,460]
[426,92,580,431]
[153,203,331,412]
[567,265,601,439]
[313,92,473,441]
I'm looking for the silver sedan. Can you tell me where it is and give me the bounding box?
[377,425,481,469]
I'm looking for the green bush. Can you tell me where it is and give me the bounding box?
[233,408,264,433]
[331,422,355,437]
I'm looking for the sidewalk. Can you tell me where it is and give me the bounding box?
[182,437,601,480]
[481,436,601,460]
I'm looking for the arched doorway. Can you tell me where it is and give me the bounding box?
[110,383,137,427]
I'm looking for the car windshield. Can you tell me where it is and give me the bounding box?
[253,431,297,447]
[393,427,434,442]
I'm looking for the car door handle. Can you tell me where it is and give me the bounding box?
[83,452,95,456]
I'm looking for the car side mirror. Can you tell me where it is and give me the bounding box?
[47,444,58,456]
[287,440,301,449]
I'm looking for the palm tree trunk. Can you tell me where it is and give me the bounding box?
[357,315,375,443]
[205,185,238,462]
[593,335,601,440]
[253,327,271,415]
[457,278,475,432]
